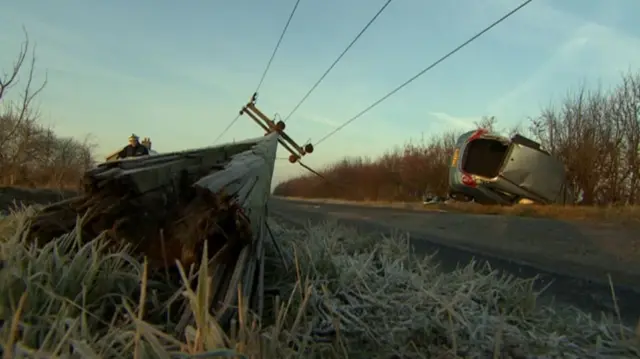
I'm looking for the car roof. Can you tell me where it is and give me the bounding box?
[455,130,480,146]
[455,129,508,146]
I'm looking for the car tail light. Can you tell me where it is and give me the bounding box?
[468,128,489,142]
[461,174,476,187]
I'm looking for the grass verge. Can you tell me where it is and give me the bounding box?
[0,206,638,358]
[278,196,640,224]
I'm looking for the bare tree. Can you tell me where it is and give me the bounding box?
[0,29,47,151]
[0,29,95,189]
[474,116,498,132]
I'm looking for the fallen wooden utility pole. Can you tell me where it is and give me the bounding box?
[24,92,314,330]
[27,131,279,325]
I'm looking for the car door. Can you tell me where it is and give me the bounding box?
[498,142,567,203]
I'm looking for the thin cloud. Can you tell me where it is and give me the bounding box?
[488,35,590,114]
[303,114,342,128]
[428,111,478,130]
[487,0,640,115]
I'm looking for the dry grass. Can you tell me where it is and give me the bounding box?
[0,181,81,191]
[0,206,638,358]
[0,187,77,217]
[279,196,640,224]
[440,202,640,224]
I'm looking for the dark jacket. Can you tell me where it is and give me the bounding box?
[117,144,149,159]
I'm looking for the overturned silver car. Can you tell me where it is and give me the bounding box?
[448,129,573,205]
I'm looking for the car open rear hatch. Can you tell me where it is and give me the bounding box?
[460,133,510,180]
[461,132,566,203]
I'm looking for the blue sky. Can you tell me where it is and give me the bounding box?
[2,0,639,187]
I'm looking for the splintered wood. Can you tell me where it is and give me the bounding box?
[25,133,279,322]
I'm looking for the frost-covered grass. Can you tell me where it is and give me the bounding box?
[0,207,638,358]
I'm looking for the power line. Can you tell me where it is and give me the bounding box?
[282,0,393,123]
[313,0,534,147]
[213,113,241,144]
[255,0,302,94]
[298,161,329,181]
[214,0,302,144]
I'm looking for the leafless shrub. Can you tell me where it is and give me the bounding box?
[275,131,461,201]
[531,72,640,205]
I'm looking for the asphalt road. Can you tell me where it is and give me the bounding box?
[269,197,640,325]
